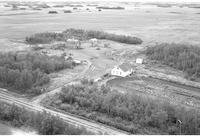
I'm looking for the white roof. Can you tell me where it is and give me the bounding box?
[74,59,81,63]
[136,58,143,64]
[89,38,98,41]
[94,77,101,82]
[67,39,79,42]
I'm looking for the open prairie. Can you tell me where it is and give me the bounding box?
[0,2,200,49]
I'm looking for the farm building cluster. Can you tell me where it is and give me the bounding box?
[30,36,144,79]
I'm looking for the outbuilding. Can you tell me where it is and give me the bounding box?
[136,58,143,64]
[89,38,98,47]
[66,38,81,49]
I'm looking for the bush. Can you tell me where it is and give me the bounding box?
[26,32,66,44]
[0,51,74,95]
[26,28,143,45]
[0,102,92,135]
[48,11,58,14]
[64,10,72,13]
[63,29,143,44]
[96,6,125,10]
[48,81,200,134]
[146,43,200,79]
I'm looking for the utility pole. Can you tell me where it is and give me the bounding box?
[178,119,182,135]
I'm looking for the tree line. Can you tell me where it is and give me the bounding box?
[25,28,143,45]
[45,79,200,134]
[146,43,200,80]
[0,51,75,95]
[0,101,92,135]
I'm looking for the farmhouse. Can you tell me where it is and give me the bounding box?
[111,63,133,77]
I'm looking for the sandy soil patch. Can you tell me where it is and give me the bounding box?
[0,123,36,135]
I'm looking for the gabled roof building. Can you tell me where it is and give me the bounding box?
[111,63,133,77]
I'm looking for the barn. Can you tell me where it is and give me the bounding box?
[111,63,133,77]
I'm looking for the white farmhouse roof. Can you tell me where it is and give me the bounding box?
[89,38,98,42]
[73,59,81,64]
[136,58,143,64]
[94,77,101,82]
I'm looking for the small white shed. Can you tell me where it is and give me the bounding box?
[136,58,143,64]
[89,38,98,47]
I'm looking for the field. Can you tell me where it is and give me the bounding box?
[107,76,200,108]
[1,2,200,48]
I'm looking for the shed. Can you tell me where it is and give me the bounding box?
[66,38,81,49]
[136,58,143,64]
[89,38,98,47]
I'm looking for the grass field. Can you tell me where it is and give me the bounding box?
[0,2,200,50]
